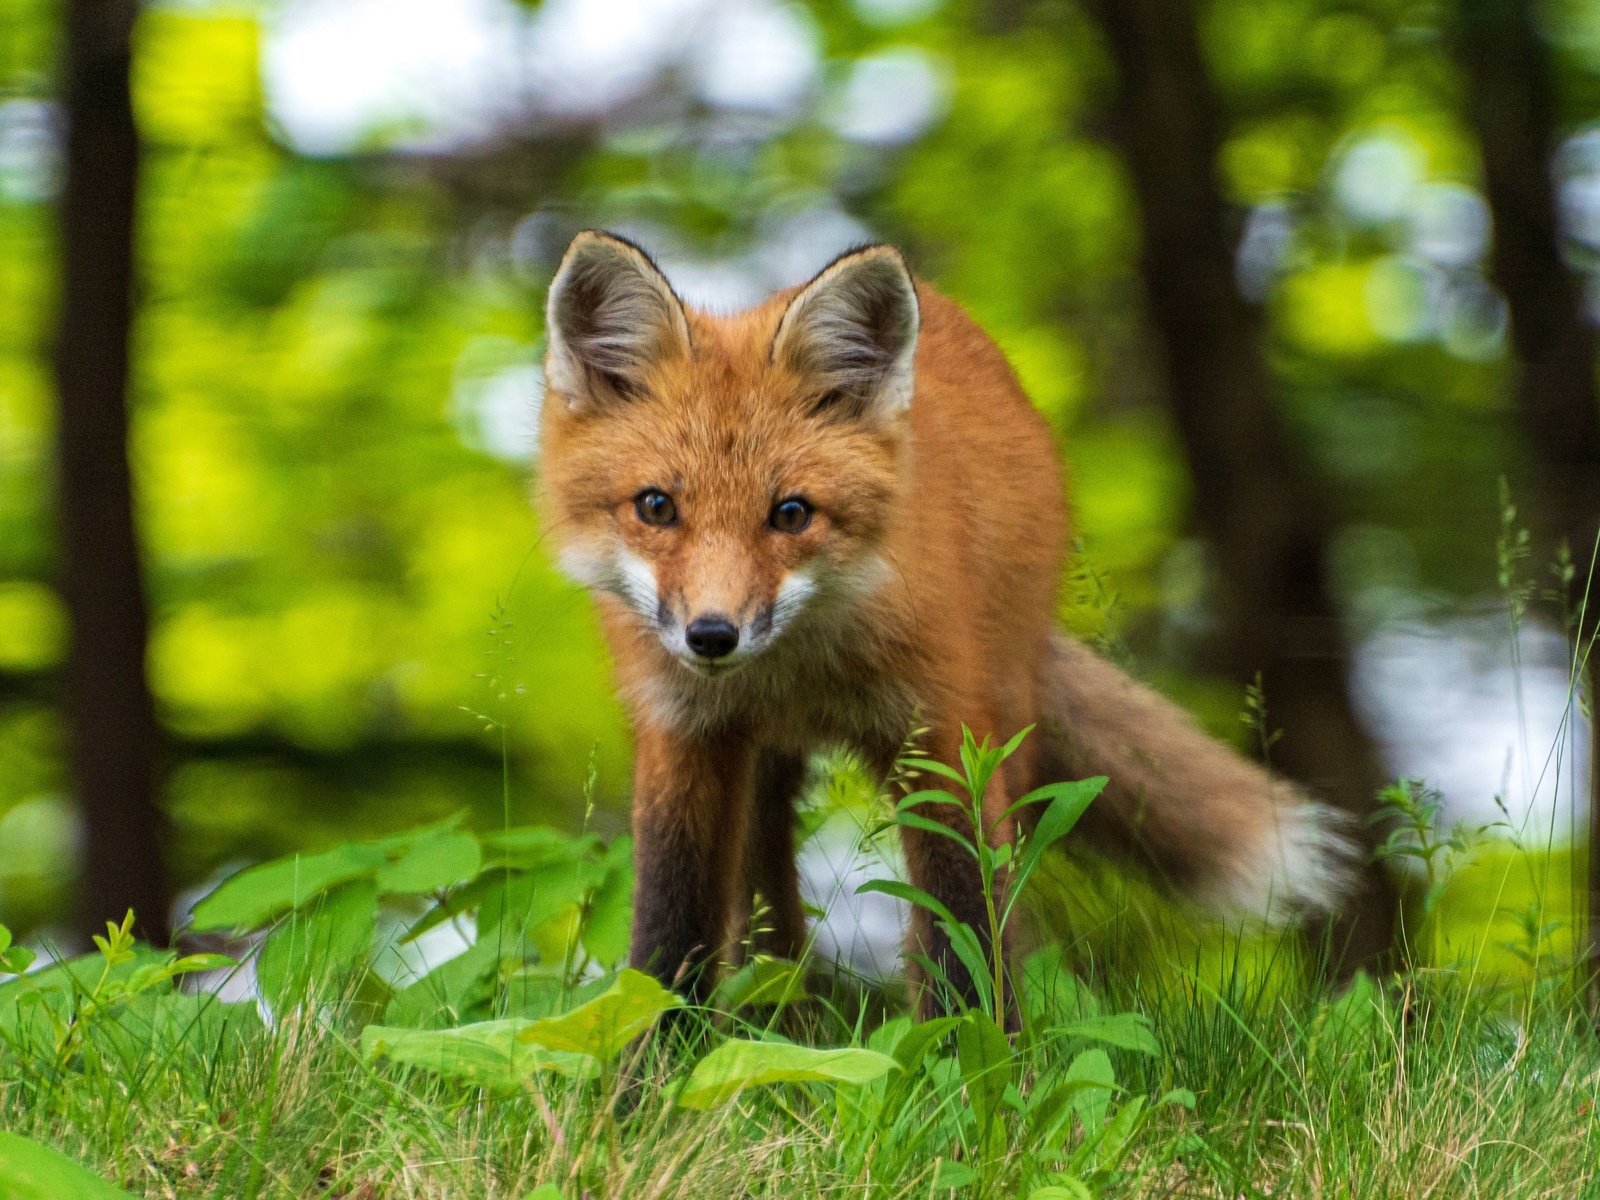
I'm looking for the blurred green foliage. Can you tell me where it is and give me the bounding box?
[1,0,1597,933]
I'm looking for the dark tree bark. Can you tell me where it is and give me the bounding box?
[1453,0,1600,994]
[1081,0,1399,968]
[53,0,169,944]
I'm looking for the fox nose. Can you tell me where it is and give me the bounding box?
[685,615,740,660]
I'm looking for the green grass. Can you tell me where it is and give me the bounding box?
[3,874,1598,1199]
[3,739,1598,1200]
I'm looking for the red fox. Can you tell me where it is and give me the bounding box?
[538,230,1354,1007]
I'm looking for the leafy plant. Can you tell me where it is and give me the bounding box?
[858,723,1106,1018]
[185,815,633,1024]
[362,967,679,1089]
[853,726,1192,1195]
[1369,778,1501,963]
[0,914,232,1073]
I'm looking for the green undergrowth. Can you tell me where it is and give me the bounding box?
[2,736,1599,1198]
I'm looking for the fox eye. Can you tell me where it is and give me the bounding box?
[635,489,677,526]
[769,496,813,534]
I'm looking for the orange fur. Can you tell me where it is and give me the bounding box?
[538,232,1353,1009]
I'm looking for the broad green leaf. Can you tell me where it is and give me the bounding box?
[676,1040,900,1108]
[517,968,677,1061]
[376,832,482,895]
[481,827,600,869]
[1088,1094,1146,1174]
[190,843,387,932]
[1020,946,1098,1025]
[167,953,235,975]
[956,1010,1013,1133]
[1029,1181,1091,1200]
[145,992,262,1058]
[940,921,995,1014]
[1310,970,1385,1063]
[362,1019,596,1087]
[712,956,809,1010]
[889,1016,961,1073]
[0,1131,136,1199]
[383,934,502,1028]
[255,880,377,1009]
[522,1188,565,1200]
[484,863,607,941]
[1064,1048,1116,1130]
[1054,1013,1161,1057]
[1027,1074,1124,1149]
[930,1158,977,1189]
[0,944,36,976]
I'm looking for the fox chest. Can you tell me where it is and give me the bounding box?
[627,635,917,760]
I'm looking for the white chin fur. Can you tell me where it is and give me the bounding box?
[1212,801,1360,924]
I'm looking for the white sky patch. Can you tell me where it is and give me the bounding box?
[477,366,543,462]
[370,911,476,988]
[451,337,543,463]
[761,203,876,286]
[691,2,820,114]
[610,204,877,312]
[1408,182,1491,269]
[828,47,948,146]
[1334,132,1424,225]
[526,0,711,115]
[264,0,822,153]
[263,0,529,155]
[1354,613,1591,838]
[797,813,905,979]
[0,99,57,203]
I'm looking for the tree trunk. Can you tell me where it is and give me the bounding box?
[53,0,169,944]
[1453,0,1600,997]
[1082,0,1399,969]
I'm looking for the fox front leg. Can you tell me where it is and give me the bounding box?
[627,726,754,1002]
[742,748,809,961]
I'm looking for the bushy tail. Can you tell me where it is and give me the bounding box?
[1031,633,1357,921]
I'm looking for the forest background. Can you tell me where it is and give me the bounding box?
[1,0,1597,971]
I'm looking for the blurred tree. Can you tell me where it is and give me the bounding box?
[53,0,169,942]
[1081,0,1398,967]
[1452,0,1600,997]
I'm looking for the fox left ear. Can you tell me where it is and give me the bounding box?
[771,245,919,421]
[545,231,691,409]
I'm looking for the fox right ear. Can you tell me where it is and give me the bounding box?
[545,232,691,408]
[771,244,919,422]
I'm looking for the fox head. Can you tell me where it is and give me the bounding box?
[538,230,919,677]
